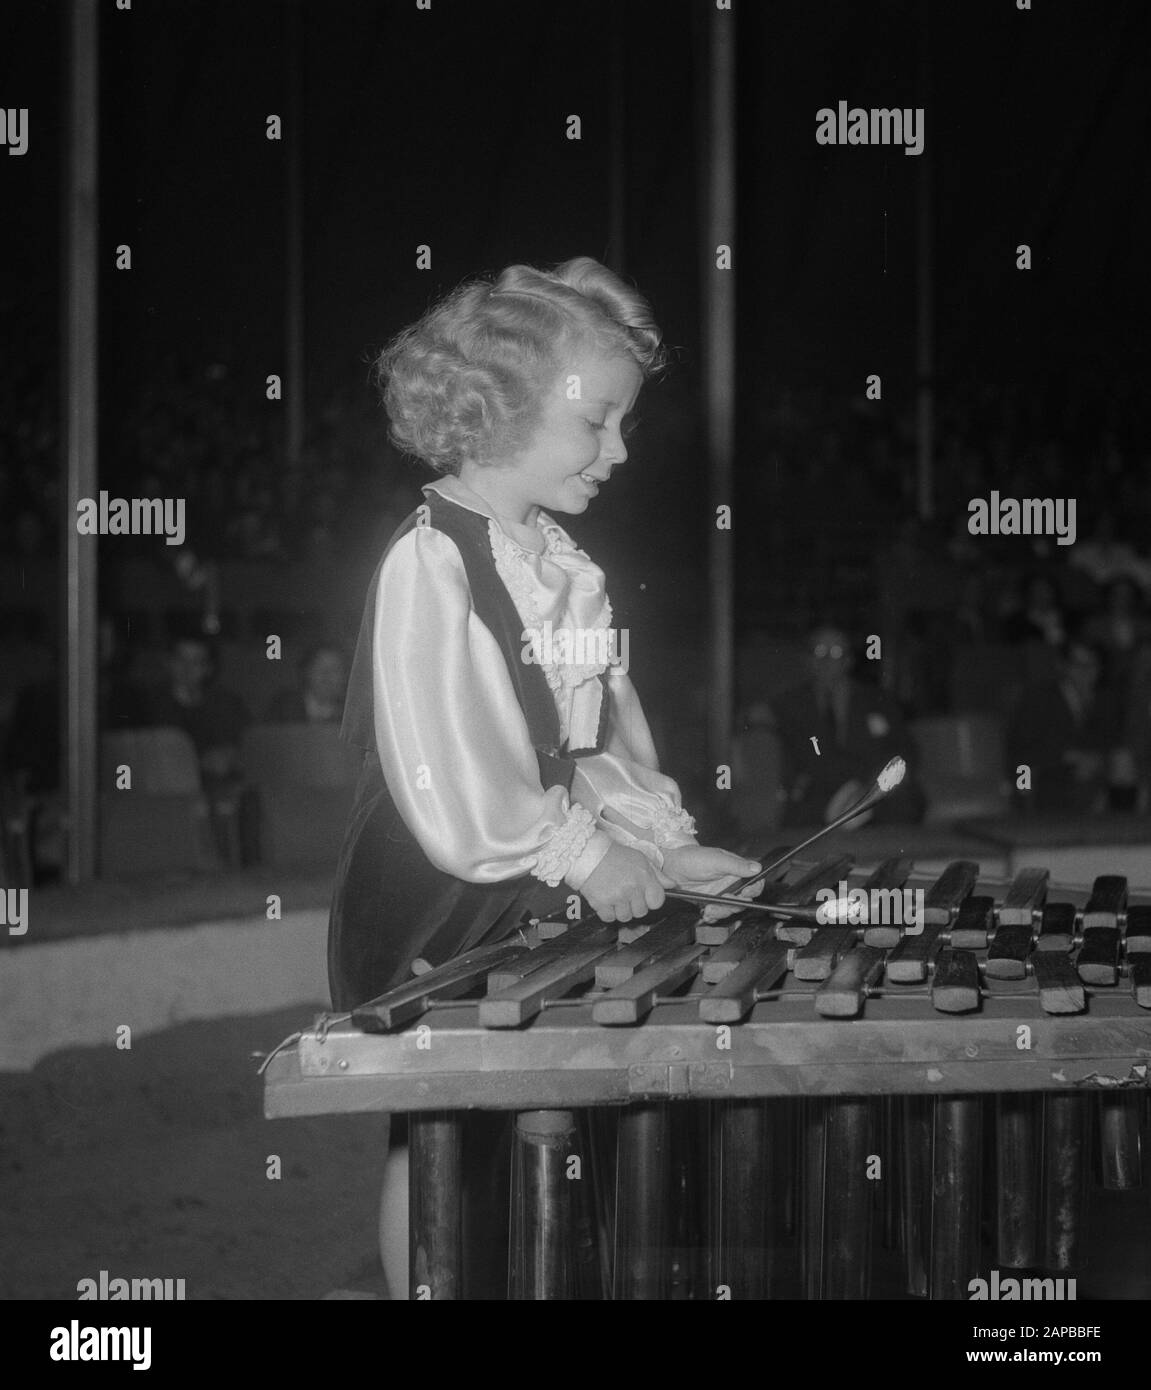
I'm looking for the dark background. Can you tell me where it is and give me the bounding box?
[1,0,1150,1307]
[2,0,1149,782]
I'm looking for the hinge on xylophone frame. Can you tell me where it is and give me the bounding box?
[627,1061,734,1097]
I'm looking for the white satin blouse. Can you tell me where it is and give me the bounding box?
[371,475,698,891]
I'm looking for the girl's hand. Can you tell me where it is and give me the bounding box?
[581,842,673,924]
[661,845,762,922]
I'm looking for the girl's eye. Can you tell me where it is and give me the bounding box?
[622,416,640,439]
[587,419,606,431]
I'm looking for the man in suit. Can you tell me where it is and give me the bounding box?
[768,625,926,827]
[1006,638,1110,815]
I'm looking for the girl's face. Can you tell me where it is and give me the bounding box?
[466,349,642,526]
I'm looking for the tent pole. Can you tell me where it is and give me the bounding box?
[62,0,100,885]
[285,0,305,468]
[915,10,934,522]
[701,5,737,769]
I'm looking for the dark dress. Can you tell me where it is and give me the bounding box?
[327,491,587,1012]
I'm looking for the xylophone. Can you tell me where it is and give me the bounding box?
[263,856,1151,1300]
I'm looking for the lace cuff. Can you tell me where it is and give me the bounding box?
[532,804,600,888]
[650,801,697,849]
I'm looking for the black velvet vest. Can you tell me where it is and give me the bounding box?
[340,490,590,789]
[327,490,598,1010]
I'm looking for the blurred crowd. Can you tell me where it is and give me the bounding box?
[0,349,415,564]
[1,628,351,881]
[3,350,1150,877]
[736,367,1151,826]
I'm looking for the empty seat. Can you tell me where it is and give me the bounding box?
[101,727,202,795]
[99,727,216,875]
[911,714,1009,824]
[241,723,361,869]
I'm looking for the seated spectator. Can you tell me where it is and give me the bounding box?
[766,625,927,827]
[1126,645,1151,815]
[3,617,153,792]
[1,617,152,880]
[1083,577,1151,679]
[263,642,348,724]
[1000,574,1067,647]
[148,633,250,787]
[1068,511,1151,593]
[1005,637,1112,816]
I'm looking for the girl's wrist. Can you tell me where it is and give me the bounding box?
[561,827,614,892]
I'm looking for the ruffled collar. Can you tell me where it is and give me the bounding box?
[423,476,614,698]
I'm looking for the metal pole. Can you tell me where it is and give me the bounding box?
[606,4,627,274]
[822,1097,874,1299]
[409,1112,464,1299]
[1042,1093,1088,1272]
[613,1103,669,1299]
[702,3,736,769]
[915,9,934,520]
[716,1100,772,1299]
[63,0,100,885]
[285,0,304,468]
[930,1095,983,1300]
[995,1092,1041,1268]
[509,1110,577,1300]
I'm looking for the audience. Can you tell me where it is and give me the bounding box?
[145,634,251,861]
[1005,638,1112,816]
[1,618,155,881]
[263,643,348,724]
[1083,577,1151,680]
[1069,511,1151,593]
[4,352,1151,872]
[147,634,251,784]
[1126,646,1151,815]
[1000,574,1067,647]
[766,624,927,827]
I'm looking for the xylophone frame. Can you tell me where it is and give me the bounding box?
[264,862,1151,1300]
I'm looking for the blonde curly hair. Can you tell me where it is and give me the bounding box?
[375,256,667,474]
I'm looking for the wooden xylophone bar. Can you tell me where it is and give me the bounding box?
[263,857,1151,1299]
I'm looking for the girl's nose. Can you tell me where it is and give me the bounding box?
[602,435,628,466]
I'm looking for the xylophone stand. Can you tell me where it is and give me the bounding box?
[509,1110,578,1299]
[997,1093,1043,1267]
[613,1104,670,1299]
[409,1112,464,1299]
[410,1109,587,1300]
[930,1096,984,1299]
[1099,1093,1143,1189]
[801,1097,875,1299]
[712,1100,773,1300]
[900,1096,984,1300]
[1044,1094,1089,1271]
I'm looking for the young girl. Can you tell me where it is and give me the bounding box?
[328,255,760,1295]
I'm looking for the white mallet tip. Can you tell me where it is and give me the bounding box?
[877,756,906,793]
[817,896,856,925]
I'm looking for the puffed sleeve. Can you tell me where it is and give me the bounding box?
[373,526,614,889]
[569,666,699,853]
